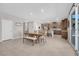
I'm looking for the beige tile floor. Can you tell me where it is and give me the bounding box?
[0,35,76,56]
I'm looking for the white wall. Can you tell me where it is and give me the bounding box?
[0,18,2,41]
[1,19,14,40]
[0,12,27,41]
[14,22,23,39]
[26,21,41,33]
[34,22,41,31]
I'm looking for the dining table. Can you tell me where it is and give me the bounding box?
[23,32,43,45]
[24,32,43,37]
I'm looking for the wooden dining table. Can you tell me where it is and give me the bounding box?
[24,32,43,37]
[23,32,43,45]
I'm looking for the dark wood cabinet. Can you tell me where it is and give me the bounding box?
[54,30,61,35]
[61,18,69,40]
[61,30,68,39]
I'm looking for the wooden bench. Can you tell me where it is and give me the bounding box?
[23,36,37,46]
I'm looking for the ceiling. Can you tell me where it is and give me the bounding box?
[0,3,73,22]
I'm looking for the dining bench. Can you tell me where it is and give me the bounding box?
[23,36,37,46]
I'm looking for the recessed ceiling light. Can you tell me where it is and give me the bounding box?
[41,8,44,13]
[29,12,33,16]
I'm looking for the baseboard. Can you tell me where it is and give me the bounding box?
[0,40,3,42]
[0,38,15,42]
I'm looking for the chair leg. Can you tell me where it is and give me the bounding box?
[32,40,35,46]
[37,38,40,43]
[41,39,43,42]
[23,38,24,43]
[36,39,38,43]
